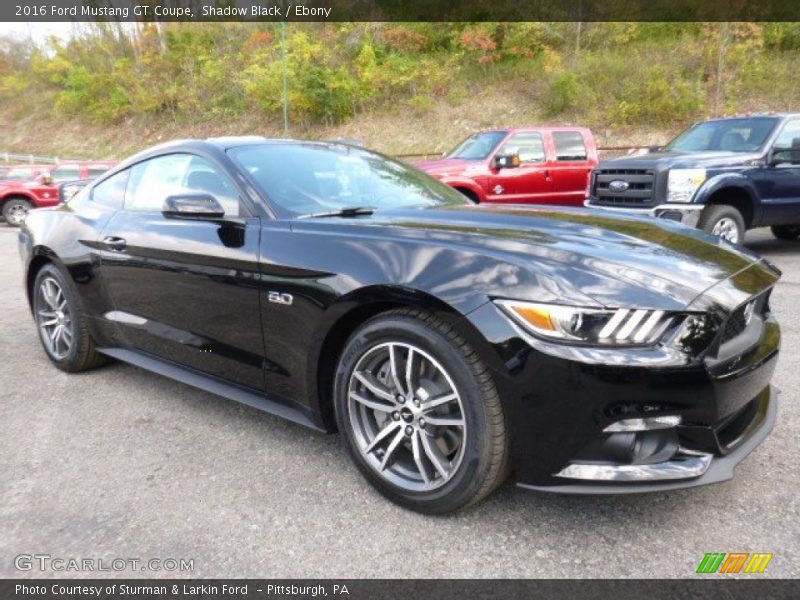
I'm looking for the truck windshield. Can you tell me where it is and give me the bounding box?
[447,131,508,160]
[664,117,779,153]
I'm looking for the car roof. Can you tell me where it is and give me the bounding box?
[704,113,800,121]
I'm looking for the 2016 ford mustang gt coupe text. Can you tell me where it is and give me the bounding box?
[19,138,781,514]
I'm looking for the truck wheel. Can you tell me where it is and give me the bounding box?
[698,204,745,244]
[771,225,800,241]
[2,198,33,227]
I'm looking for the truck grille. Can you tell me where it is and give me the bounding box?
[592,168,656,208]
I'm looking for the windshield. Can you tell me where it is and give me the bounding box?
[664,117,779,153]
[447,131,508,160]
[229,143,470,218]
[4,168,37,180]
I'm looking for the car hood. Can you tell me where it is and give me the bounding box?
[413,158,476,175]
[601,150,761,170]
[296,205,778,312]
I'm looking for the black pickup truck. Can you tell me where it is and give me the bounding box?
[586,114,800,244]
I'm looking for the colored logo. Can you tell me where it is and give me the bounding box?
[696,552,773,574]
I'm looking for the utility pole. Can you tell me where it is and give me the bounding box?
[281,21,289,136]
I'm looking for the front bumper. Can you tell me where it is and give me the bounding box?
[466,294,781,495]
[585,199,704,228]
[519,386,777,494]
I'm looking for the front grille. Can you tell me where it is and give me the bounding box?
[592,168,656,208]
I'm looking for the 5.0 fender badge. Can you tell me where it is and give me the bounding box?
[268,291,293,305]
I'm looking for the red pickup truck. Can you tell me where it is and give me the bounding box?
[0,161,115,226]
[415,127,598,205]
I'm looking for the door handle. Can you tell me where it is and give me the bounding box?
[103,236,127,251]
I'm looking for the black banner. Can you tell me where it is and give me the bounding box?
[6,0,800,22]
[2,579,799,600]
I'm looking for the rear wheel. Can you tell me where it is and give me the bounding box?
[334,308,509,514]
[698,204,745,244]
[771,225,800,241]
[2,197,33,227]
[33,263,107,372]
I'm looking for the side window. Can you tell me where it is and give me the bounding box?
[553,131,588,161]
[88,166,110,179]
[50,165,81,183]
[126,154,241,216]
[91,170,129,209]
[499,132,545,164]
[773,120,800,150]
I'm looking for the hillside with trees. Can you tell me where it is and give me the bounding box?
[1,22,799,159]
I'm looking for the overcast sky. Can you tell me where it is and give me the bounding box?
[0,23,77,42]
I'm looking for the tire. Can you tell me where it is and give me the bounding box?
[2,197,33,227]
[333,308,509,514]
[698,204,746,244]
[771,225,800,241]
[32,263,107,373]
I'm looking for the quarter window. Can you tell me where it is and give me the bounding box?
[499,133,545,164]
[125,154,241,216]
[88,166,110,178]
[553,131,588,161]
[91,170,129,209]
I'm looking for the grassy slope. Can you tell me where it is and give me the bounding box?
[0,79,675,161]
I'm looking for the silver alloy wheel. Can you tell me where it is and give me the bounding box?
[6,203,28,226]
[36,277,73,360]
[711,217,741,243]
[347,342,466,492]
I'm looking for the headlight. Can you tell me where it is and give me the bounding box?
[495,300,675,346]
[667,168,706,203]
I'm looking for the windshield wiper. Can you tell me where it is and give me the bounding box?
[297,206,376,220]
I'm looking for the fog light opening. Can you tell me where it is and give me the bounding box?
[603,415,682,433]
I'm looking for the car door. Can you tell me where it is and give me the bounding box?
[754,118,800,225]
[97,152,266,391]
[548,130,594,206]
[486,131,552,203]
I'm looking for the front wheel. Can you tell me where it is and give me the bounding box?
[334,309,509,514]
[2,198,33,227]
[771,225,800,241]
[698,204,745,244]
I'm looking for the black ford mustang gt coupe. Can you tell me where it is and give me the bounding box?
[19,137,780,514]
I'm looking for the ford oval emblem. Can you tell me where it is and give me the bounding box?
[608,180,630,192]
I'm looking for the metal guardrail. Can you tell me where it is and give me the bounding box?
[0,152,94,164]
[1,152,61,164]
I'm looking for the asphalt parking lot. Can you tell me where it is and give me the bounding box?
[0,224,798,579]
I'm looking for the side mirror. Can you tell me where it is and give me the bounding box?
[769,147,800,166]
[492,153,521,170]
[162,193,226,220]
